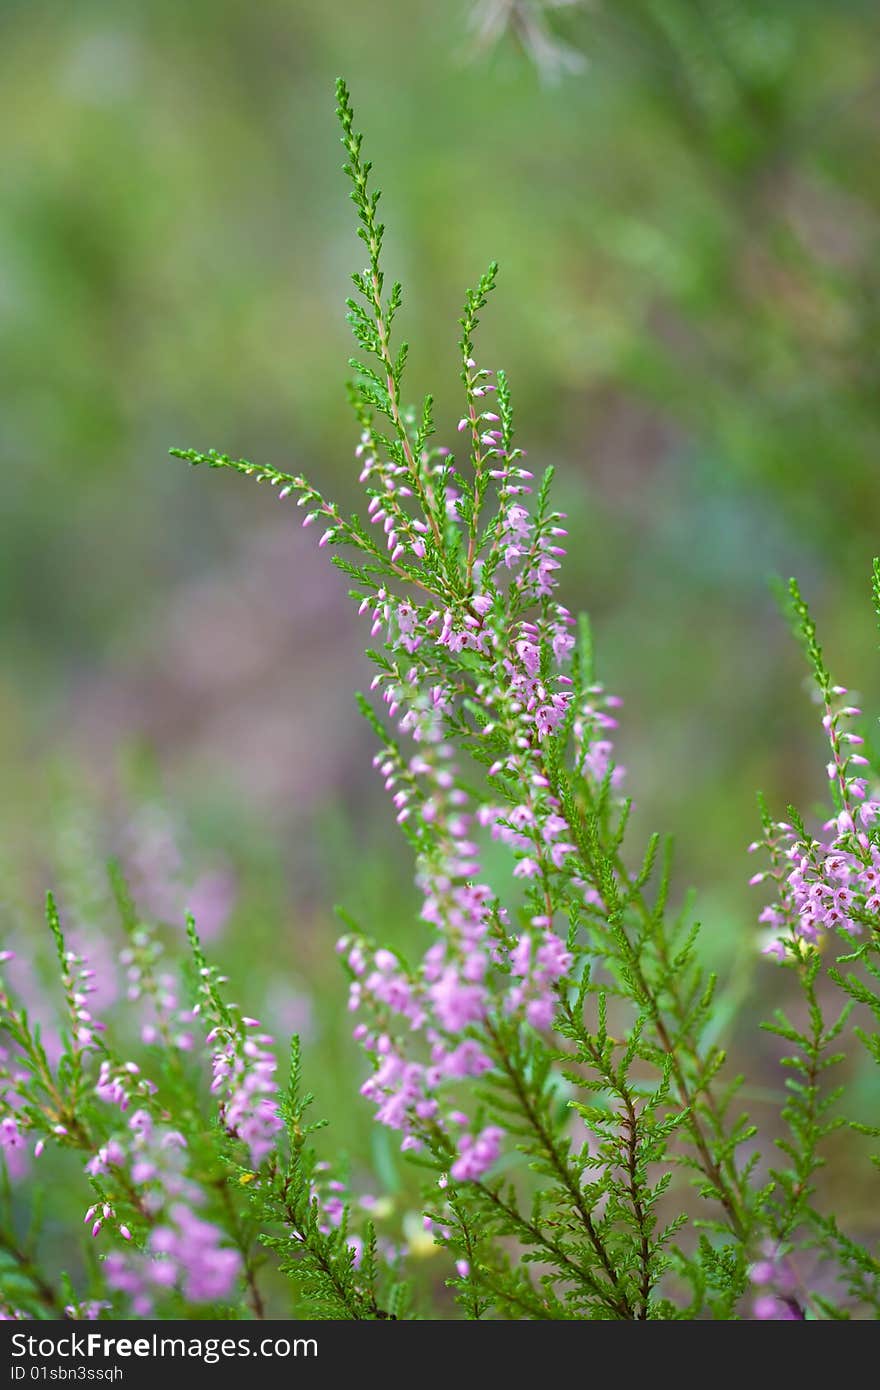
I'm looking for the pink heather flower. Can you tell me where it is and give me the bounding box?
[106,1206,241,1311]
[525,996,555,1030]
[441,1040,492,1079]
[451,1127,504,1183]
[84,1139,126,1177]
[63,1301,110,1321]
[207,1020,283,1165]
[762,938,787,962]
[747,1244,803,1319]
[95,1062,130,1109]
[750,1260,775,1286]
[170,1207,242,1302]
[429,967,486,1032]
[752,687,880,956]
[513,857,540,879]
[536,933,572,981]
[510,936,531,976]
[0,1117,24,1151]
[752,1286,803,1320]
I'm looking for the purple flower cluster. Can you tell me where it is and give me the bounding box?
[751,687,880,956]
[358,424,432,565]
[749,1246,805,1320]
[190,960,284,1167]
[0,1113,25,1158]
[449,1125,504,1182]
[105,1204,241,1314]
[2,902,282,1317]
[63,1300,111,1321]
[342,721,501,1161]
[121,931,197,1052]
[59,942,105,1056]
[86,1077,243,1311]
[83,1200,133,1243]
[86,1102,190,1201]
[506,930,572,1031]
[304,350,626,1183]
[206,1015,283,1165]
[1,955,63,1179]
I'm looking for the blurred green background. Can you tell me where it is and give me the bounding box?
[3,0,880,1257]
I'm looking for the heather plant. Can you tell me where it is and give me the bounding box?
[3,80,880,1321]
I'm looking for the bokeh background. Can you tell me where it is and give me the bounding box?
[4,0,880,1276]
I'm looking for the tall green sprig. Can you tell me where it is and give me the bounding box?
[170,79,770,1320]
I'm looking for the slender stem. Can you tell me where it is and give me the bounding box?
[218,1183,265,1320]
[453,1202,484,1321]
[281,1192,365,1320]
[368,266,444,552]
[475,1267,559,1319]
[473,1180,629,1317]
[464,393,485,591]
[621,1093,652,1320]
[485,1018,634,1317]
[611,861,749,1240]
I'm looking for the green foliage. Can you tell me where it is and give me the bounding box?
[164,79,880,1322]
[5,57,880,1322]
[249,1039,409,1321]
